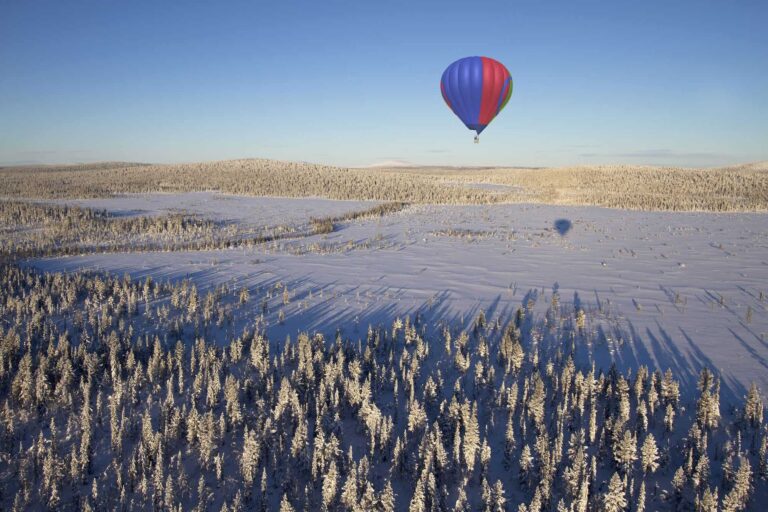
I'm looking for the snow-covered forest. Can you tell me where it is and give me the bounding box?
[0,262,765,511]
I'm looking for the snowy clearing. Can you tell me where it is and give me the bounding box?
[28,195,768,403]
[45,191,380,227]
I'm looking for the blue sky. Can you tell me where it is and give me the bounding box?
[1,0,766,167]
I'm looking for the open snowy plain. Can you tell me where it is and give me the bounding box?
[29,192,768,403]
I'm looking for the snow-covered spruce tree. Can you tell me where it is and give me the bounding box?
[699,486,719,512]
[696,368,720,430]
[499,324,524,374]
[743,382,764,428]
[613,430,637,475]
[636,480,646,512]
[639,434,659,475]
[602,472,627,512]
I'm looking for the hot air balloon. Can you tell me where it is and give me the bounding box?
[440,56,513,142]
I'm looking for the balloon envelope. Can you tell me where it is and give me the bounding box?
[440,56,513,135]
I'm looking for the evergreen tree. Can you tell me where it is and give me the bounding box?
[463,404,480,474]
[613,430,637,474]
[453,485,469,512]
[696,369,720,429]
[636,481,645,512]
[693,454,710,491]
[744,383,763,428]
[724,457,753,511]
[409,478,427,512]
[639,434,659,474]
[378,481,396,512]
[340,468,358,510]
[499,326,524,374]
[492,480,506,512]
[759,436,768,481]
[241,428,260,489]
[279,494,296,512]
[519,444,534,487]
[602,472,627,512]
[699,486,718,512]
[664,404,675,433]
[672,467,687,502]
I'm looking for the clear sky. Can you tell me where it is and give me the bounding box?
[1,0,767,168]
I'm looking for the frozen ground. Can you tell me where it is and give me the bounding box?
[28,194,768,403]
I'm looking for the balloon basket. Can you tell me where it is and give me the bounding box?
[474,135,479,144]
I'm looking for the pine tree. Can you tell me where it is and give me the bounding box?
[759,435,768,481]
[519,444,534,487]
[699,486,718,512]
[723,452,736,487]
[12,351,33,407]
[639,434,659,474]
[492,480,506,512]
[589,398,598,444]
[672,467,686,501]
[696,369,720,430]
[409,478,427,512]
[224,375,243,426]
[481,477,493,512]
[463,404,480,474]
[279,494,295,512]
[617,378,631,426]
[164,475,176,510]
[636,481,646,512]
[527,374,546,426]
[664,403,675,433]
[636,399,648,433]
[528,487,542,512]
[187,285,199,317]
[661,369,679,405]
[322,461,338,509]
[453,485,469,512]
[504,414,516,467]
[575,474,589,512]
[693,453,710,491]
[48,483,61,510]
[744,383,763,428]
[724,457,753,510]
[340,468,358,510]
[453,425,462,470]
[360,480,377,511]
[259,469,268,512]
[379,481,395,512]
[722,491,740,512]
[153,446,165,504]
[480,438,492,477]
[408,400,427,433]
[283,286,291,306]
[241,427,260,489]
[196,475,208,511]
[499,326,524,374]
[613,430,637,474]
[602,472,627,512]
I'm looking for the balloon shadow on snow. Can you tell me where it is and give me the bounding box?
[554,218,572,236]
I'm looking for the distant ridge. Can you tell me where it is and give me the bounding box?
[358,162,544,171]
[0,161,150,171]
[2,158,766,211]
[717,161,768,172]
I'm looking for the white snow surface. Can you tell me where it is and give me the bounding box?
[27,195,768,403]
[46,191,380,226]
